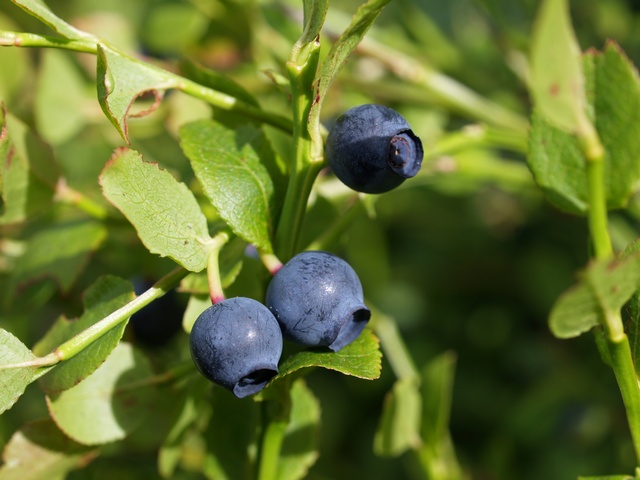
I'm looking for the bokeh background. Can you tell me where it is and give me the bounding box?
[2,0,640,479]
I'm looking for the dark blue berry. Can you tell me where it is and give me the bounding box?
[265,251,370,352]
[130,278,183,347]
[189,297,283,398]
[326,104,423,194]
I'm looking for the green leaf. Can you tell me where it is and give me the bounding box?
[96,43,180,142]
[0,107,59,225]
[47,342,156,445]
[99,148,212,272]
[0,419,96,480]
[529,0,588,133]
[549,281,600,339]
[179,236,246,295]
[10,220,106,295]
[0,329,53,415]
[182,293,210,334]
[34,275,134,393]
[274,329,382,382]
[158,381,206,479]
[277,379,320,480]
[35,50,89,145]
[550,255,640,338]
[309,0,390,132]
[9,0,95,41]
[373,377,422,457]
[528,43,640,214]
[203,388,258,480]
[421,351,457,448]
[180,120,285,253]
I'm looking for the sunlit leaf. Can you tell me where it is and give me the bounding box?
[374,377,422,457]
[274,329,382,382]
[34,276,134,393]
[530,0,588,133]
[180,120,285,253]
[97,44,180,142]
[100,148,212,272]
[528,43,640,214]
[277,379,320,480]
[9,0,95,41]
[0,107,58,225]
[0,419,96,480]
[47,342,156,445]
[0,329,53,415]
[10,220,106,295]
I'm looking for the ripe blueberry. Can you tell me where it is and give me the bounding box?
[265,251,370,352]
[326,104,423,194]
[189,297,283,398]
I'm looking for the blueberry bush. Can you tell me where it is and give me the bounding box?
[2,0,640,479]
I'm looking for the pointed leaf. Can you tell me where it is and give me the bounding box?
[273,329,382,382]
[0,107,59,225]
[309,0,390,132]
[549,281,600,339]
[0,419,96,480]
[421,351,457,448]
[530,0,589,133]
[9,0,95,41]
[550,254,640,338]
[203,387,258,480]
[528,43,640,214]
[0,329,53,415]
[35,50,89,145]
[277,379,320,480]
[100,148,212,272]
[180,120,285,253]
[10,220,106,295]
[47,342,155,445]
[97,44,180,142]
[34,276,134,393]
[374,377,422,457]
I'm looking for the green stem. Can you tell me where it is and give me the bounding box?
[274,37,323,261]
[580,123,640,468]
[372,307,419,381]
[54,266,189,360]
[0,30,293,134]
[175,76,293,134]
[257,414,288,480]
[55,179,110,220]
[586,158,613,260]
[606,335,640,463]
[206,232,229,304]
[355,38,528,134]
[0,30,97,53]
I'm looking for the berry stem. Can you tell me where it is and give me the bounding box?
[207,245,226,305]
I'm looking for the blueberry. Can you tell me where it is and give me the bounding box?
[326,104,423,194]
[130,278,183,347]
[189,297,283,398]
[265,251,370,352]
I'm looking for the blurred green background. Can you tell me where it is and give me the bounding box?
[2,0,640,479]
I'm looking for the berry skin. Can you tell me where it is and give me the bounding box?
[326,104,423,194]
[189,297,283,398]
[265,251,370,352]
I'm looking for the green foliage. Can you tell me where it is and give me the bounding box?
[3,0,640,479]
[100,148,212,272]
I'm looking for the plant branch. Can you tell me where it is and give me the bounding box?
[54,265,189,360]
